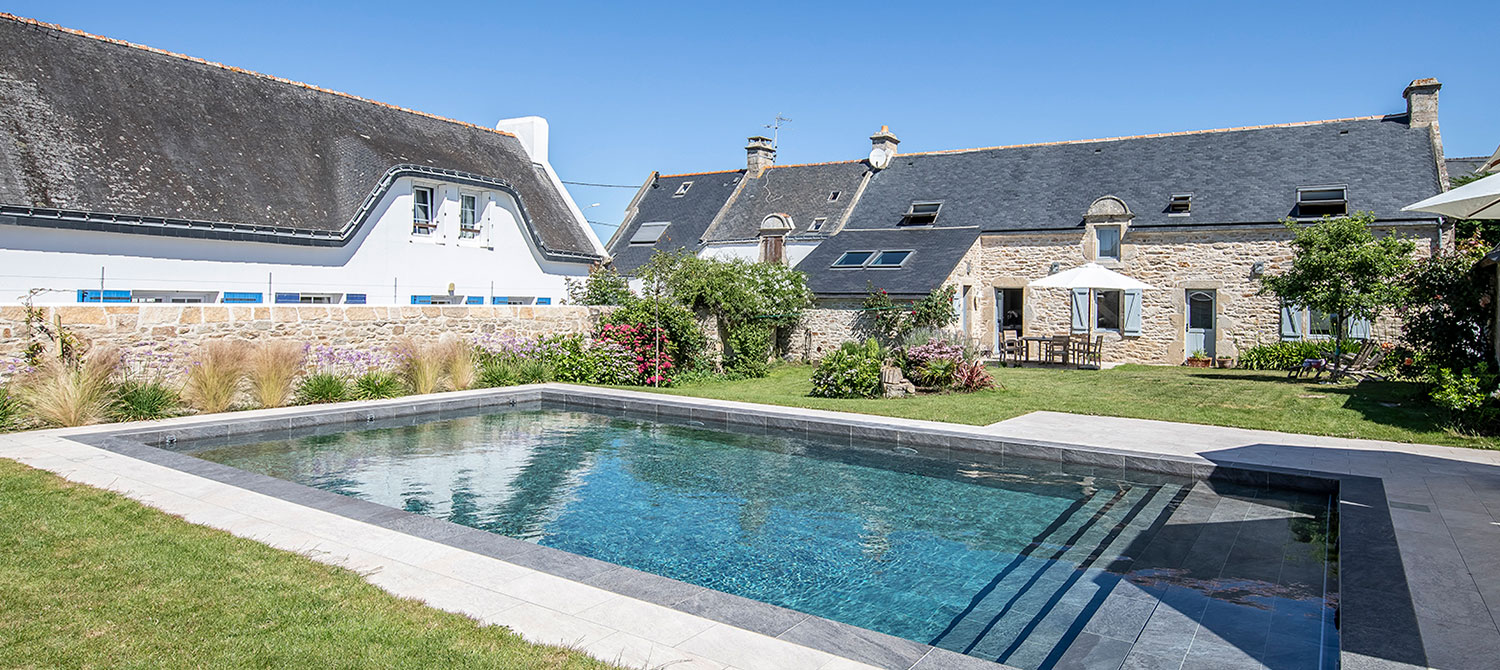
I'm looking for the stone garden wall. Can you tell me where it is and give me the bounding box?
[0,304,609,361]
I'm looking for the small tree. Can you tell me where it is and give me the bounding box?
[860,283,958,343]
[1259,212,1415,372]
[564,266,632,306]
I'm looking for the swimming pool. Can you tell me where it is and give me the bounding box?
[173,405,1338,670]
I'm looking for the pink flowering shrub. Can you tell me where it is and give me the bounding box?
[595,322,676,386]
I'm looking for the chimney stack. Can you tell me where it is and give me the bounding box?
[1403,78,1441,128]
[746,136,775,174]
[870,125,900,156]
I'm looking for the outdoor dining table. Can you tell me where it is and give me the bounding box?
[1017,336,1056,363]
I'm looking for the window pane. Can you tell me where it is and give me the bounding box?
[413,188,432,222]
[460,195,477,226]
[870,250,910,267]
[630,222,669,244]
[1188,292,1214,330]
[833,251,874,267]
[1096,227,1120,260]
[1308,309,1334,336]
[1096,290,1121,330]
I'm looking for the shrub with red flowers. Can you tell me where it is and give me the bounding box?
[859,283,958,343]
[595,322,676,386]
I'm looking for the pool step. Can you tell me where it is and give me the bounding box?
[928,483,1188,667]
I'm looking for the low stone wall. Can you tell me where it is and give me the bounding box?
[787,307,862,361]
[0,304,609,359]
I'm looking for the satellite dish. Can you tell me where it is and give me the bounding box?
[868,147,892,170]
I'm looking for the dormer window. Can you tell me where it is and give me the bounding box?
[673,181,693,197]
[901,201,942,225]
[828,191,841,202]
[1168,194,1192,215]
[630,221,670,245]
[458,193,480,238]
[811,217,827,231]
[1297,186,1347,218]
[412,186,435,235]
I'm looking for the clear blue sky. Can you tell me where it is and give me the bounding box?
[11,1,1499,242]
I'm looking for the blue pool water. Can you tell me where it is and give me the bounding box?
[179,407,1338,670]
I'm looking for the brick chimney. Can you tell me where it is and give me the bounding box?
[746,136,775,174]
[1403,78,1441,128]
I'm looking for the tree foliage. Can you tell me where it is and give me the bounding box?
[564,266,632,306]
[1450,173,1500,246]
[859,284,958,343]
[635,251,813,375]
[1259,213,1415,355]
[1398,236,1494,374]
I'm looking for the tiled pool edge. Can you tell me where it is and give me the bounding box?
[53,384,1397,670]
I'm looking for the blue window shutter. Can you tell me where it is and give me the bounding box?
[491,296,507,305]
[1280,303,1304,340]
[1347,315,1372,339]
[1122,289,1143,336]
[344,294,366,305]
[1070,288,1089,334]
[536,297,551,305]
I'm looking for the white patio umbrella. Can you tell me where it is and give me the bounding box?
[1402,172,1500,220]
[1029,263,1155,291]
[1029,263,1155,341]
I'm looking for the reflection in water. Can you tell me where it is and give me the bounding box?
[180,408,1337,670]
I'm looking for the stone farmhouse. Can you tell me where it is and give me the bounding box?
[0,14,605,308]
[609,81,1459,364]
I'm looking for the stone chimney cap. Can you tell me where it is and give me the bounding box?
[870,125,899,143]
[747,135,773,145]
[1403,78,1441,97]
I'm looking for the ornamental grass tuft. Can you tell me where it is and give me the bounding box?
[18,348,121,427]
[247,340,306,408]
[184,341,246,414]
[394,338,444,395]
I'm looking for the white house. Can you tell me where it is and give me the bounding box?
[0,14,606,306]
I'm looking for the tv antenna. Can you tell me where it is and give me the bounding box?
[763,114,792,149]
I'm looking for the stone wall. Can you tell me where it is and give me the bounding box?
[0,304,608,362]
[784,222,1444,365]
[948,224,1442,365]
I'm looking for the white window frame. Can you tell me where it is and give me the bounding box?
[458,191,481,240]
[810,217,827,231]
[630,221,671,245]
[673,181,693,197]
[900,201,943,225]
[1095,289,1123,331]
[1296,185,1348,219]
[867,250,914,268]
[1095,225,1122,261]
[1168,193,1192,216]
[828,191,841,202]
[411,184,436,235]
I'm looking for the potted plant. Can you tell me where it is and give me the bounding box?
[1185,350,1211,368]
[1215,355,1235,369]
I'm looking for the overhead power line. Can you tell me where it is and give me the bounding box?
[562,180,639,189]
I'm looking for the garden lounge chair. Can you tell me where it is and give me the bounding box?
[1332,344,1391,382]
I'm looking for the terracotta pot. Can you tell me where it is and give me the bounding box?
[1215,357,1236,369]
[1185,358,1212,368]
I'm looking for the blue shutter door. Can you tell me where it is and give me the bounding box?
[1122,289,1143,336]
[1070,288,1089,334]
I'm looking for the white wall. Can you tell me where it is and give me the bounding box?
[0,177,592,305]
[699,241,819,267]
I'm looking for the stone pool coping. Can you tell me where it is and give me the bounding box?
[0,384,1430,670]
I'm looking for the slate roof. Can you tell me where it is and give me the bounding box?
[1447,157,1489,180]
[0,14,599,259]
[703,161,869,242]
[849,116,1442,233]
[798,227,979,298]
[607,170,742,274]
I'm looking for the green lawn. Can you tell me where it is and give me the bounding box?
[0,458,621,670]
[648,364,1498,450]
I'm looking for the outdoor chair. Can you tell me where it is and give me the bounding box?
[1073,336,1103,368]
[1000,337,1022,365]
[1044,335,1071,365]
[1332,344,1391,382]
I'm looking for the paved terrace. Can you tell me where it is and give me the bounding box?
[1,385,1495,669]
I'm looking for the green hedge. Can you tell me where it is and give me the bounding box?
[1237,340,1364,371]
